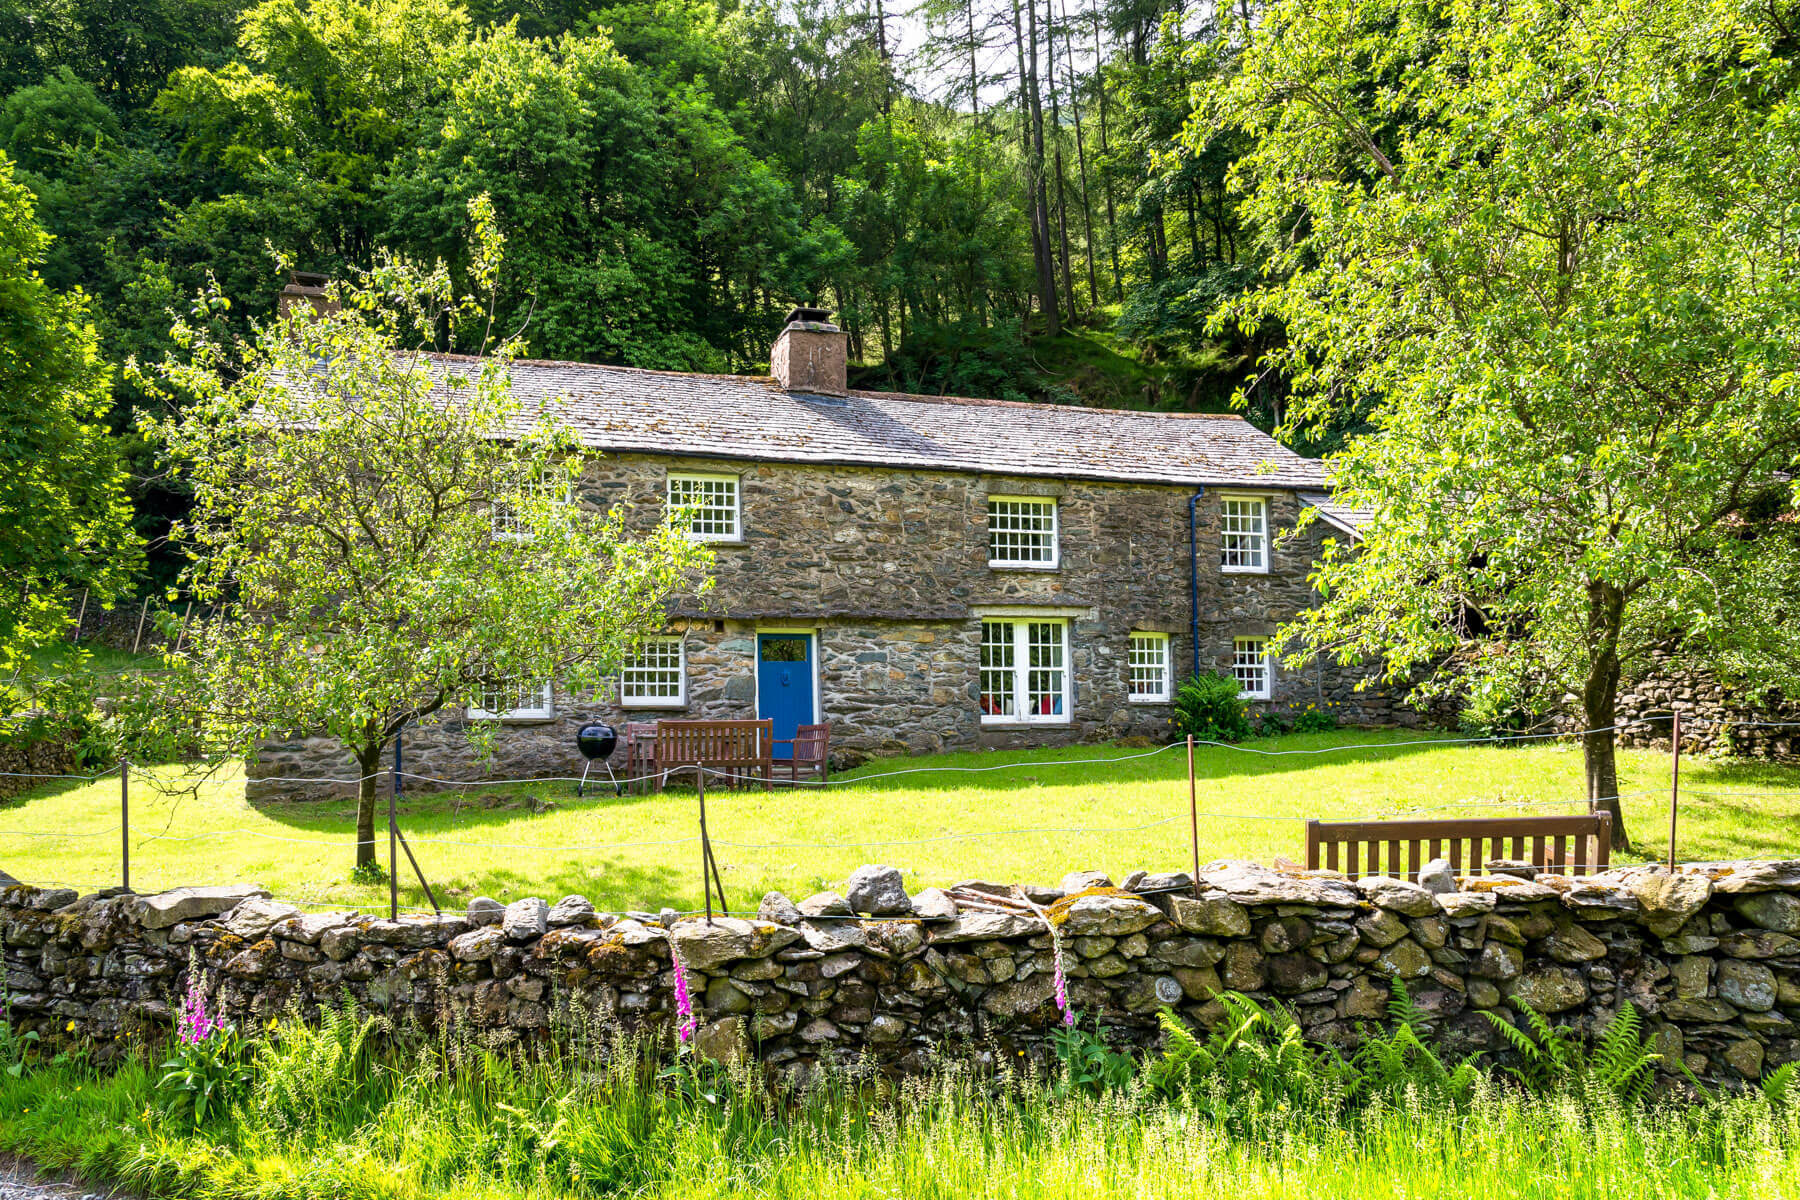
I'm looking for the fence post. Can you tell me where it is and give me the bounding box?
[1187,735,1201,901]
[698,767,713,924]
[389,731,401,921]
[1668,709,1681,872]
[72,589,89,644]
[131,597,150,655]
[119,757,130,892]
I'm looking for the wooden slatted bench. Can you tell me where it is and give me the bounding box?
[653,719,774,792]
[1305,813,1613,879]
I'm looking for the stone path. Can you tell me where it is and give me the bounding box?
[0,1158,121,1200]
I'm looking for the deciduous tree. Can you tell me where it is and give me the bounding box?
[1205,0,1800,849]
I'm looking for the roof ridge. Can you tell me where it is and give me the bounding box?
[424,350,1251,424]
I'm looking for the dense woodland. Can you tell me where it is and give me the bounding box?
[0,0,1271,394]
[1,0,1302,581]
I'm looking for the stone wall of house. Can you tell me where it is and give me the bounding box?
[7,859,1798,1084]
[0,732,80,804]
[247,458,1420,800]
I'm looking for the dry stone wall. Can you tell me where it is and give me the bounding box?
[7,859,1800,1083]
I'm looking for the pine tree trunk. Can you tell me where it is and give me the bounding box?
[1090,5,1123,300]
[1062,0,1099,307]
[1020,0,1061,332]
[1045,0,1077,322]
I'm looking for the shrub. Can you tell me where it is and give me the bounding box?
[1291,703,1339,733]
[1170,672,1252,742]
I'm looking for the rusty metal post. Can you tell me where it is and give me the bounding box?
[1668,709,1681,872]
[698,767,713,923]
[389,732,401,920]
[1188,735,1201,900]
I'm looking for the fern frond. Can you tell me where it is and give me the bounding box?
[1762,1062,1799,1106]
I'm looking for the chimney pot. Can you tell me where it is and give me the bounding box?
[277,272,340,320]
[771,305,847,396]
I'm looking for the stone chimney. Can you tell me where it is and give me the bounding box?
[770,306,847,396]
[277,271,339,320]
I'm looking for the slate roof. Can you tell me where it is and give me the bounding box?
[1299,491,1372,537]
[424,353,1331,490]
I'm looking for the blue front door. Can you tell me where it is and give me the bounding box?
[757,633,815,759]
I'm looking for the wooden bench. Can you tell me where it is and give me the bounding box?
[774,722,831,784]
[1305,813,1613,879]
[653,719,773,792]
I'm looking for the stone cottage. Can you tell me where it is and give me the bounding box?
[249,310,1393,797]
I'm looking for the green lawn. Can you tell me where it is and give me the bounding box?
[4,731,1797,914]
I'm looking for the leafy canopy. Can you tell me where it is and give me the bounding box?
[0,151,137,680]
[1201,0,1800,779]
[138,199,709,863]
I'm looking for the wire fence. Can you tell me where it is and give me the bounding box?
[2,715,1797,918]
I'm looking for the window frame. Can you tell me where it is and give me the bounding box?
[666,472,743,544]
[986,495,1061,570]
[1232,636,1273,701]
[620,635,688,708]
[979,618,1071,725]
[467,679,556,722]
[491,471,573,542]
[1127,632,1172,703]
[1219,494,1270,575]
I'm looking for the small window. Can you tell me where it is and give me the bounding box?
[987,496,1059,568]
[1128,633,1171,702]
[468,679,554,721]
[668,473,741,542]
[1220,496,1268,573]
[621,636,686,707]
[1233,637,1272,700]
[491,472,571,541]
[980,619,1069,723]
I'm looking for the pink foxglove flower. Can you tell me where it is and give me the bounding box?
[669,938,696,1045]
[178,974,221,1045]
[1049,925,1075,1028]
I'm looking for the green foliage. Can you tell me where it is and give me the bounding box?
[1208,0,1800,828]
[136,207,711,867]
[157,1024,250,1127]
[1050,1022,1137,1096]
[7,1007,1800,1198]
[250,999,377,1134]
[0,154,138,681]
[1170,671,1252,742]
[1347,978,1480,1106]
[1482,999,1658,1101]
[1143,995,1352,1123]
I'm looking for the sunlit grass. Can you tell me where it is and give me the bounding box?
[3,731,1796,913]
[2,1038,1799,1200]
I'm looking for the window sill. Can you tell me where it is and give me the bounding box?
[1220,565,1270,576]
[467,714,558,725]
[621,701,688,710]
[988,561,1061,572]
[1238,693,1272,703]
[687,536,744,546]
[979,716,1072,727]
[1127,696,1171,705]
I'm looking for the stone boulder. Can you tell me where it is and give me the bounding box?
[503,898,549,941]
[1629,872,1714,938]
[1355,876,1440,917]
[133,885,270,931]
[757,892,804,925]
[909,888,959,920]
[1055,893,1161,937]
[799,891,853,918]
[1734,892,1800,933]
[1164,893,1251,938]
[844,865,911,916]
[466,897,504,926]
[222,897,302,939]
[548,895,595,925]
[1418,859,1457,896]
[1059,870,1112,894]
[1199,862,1360,908]
[668,917,801,970]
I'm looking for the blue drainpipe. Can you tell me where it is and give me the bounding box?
[1188,487,1206,680]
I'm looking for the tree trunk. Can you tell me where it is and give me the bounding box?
[354,743,384,870]
[1089,4,1124,301]
[1061,0,1099,308]
[1019,0,1061,333]
[1582,581,1632,852]
[1045,0,1077,322]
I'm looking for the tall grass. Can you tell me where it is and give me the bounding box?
[3,1015,1799,1200]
